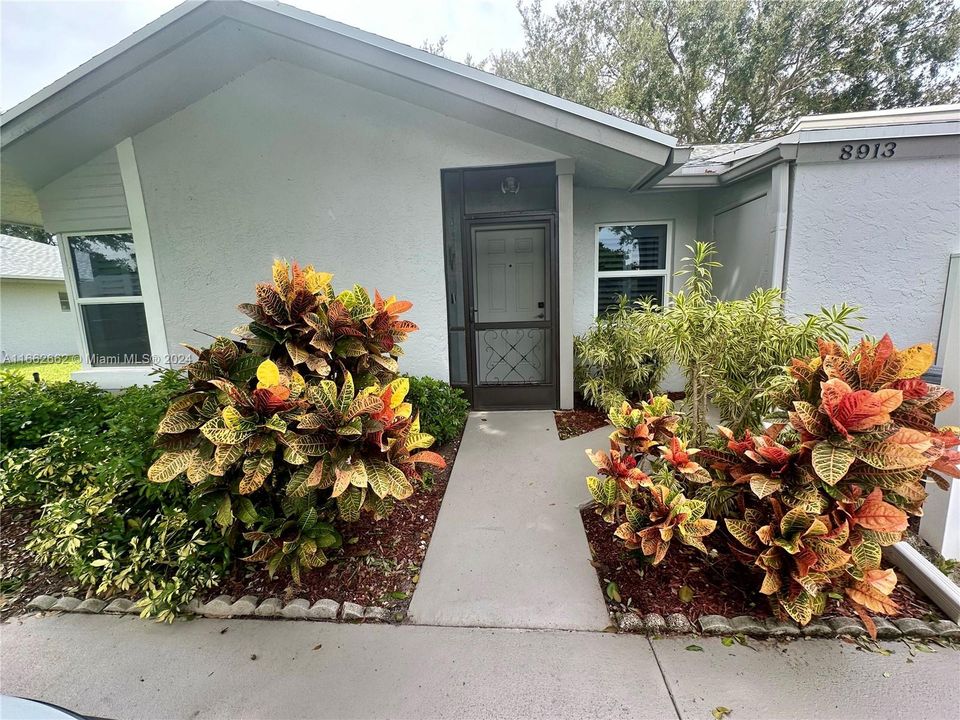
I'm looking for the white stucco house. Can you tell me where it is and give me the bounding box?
[1,0,958,409]
[0,234,79,362]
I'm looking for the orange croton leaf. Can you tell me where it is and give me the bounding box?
[819,378,903,438]
[409,451,446,469]
[864,567,898,595]
[851,488,908,533]
[845,582,899,615]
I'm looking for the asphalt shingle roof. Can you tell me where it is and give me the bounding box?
[0,234,64,280]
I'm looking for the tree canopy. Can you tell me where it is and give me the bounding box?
[479,0,960,143]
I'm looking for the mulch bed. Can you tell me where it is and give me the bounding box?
[0,433,461,620]
[581,505,946,622]
[554,408,608,440]
[553,391,688,441]
[1,507,77,621]
[554,395,608,440]
[211,434,461,610]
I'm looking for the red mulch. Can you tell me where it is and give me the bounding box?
[554,408,608,440]
[581,505,946,622]
[1,434,461,620]
[1,507,77,621]
[212,435,461,609]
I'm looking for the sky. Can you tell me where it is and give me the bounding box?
[0,0,555,111]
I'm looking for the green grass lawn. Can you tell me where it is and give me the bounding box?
[1,356,81,383]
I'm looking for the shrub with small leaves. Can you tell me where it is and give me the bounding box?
[0,371,110,452]
[406,375,469,445]
[147,260,445,584]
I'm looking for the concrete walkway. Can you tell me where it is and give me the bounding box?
[408,411,611,630]
[2,614,958,720]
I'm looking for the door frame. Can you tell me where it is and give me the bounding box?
[463,215,559,409]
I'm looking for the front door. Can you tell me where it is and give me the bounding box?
[468,222,557,409]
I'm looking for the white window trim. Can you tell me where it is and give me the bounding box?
[594,220,674,315]
[54,138,169,388]
[58,230,149,370]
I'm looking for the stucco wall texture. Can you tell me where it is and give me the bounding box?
[787,156,960,351]
[0,280,79,361]
[133,60,563,380]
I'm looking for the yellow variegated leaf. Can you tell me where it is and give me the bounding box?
[395,402,412,420]
[405,432,435,452]
[147,451,192,484]
[748,474,782,499]
[897,343,935,379]
[337,486,364,522]
[811,442,856,485]
[222,406,242,429]
[256,359,281,388]
[157,411,203,435]
[367,461,393,499]
[759,570,781,596]
[349,460,368,488]
[331,467,352,498]
[388,377,409,408]
[781,593,813,625]
[724,518,761,550]
[289,371,305,398]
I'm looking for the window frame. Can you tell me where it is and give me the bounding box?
[57,230,154,369]
[594,220,673,315]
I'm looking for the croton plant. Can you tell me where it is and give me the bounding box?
[147,260,444,582]
[586,335,958,635]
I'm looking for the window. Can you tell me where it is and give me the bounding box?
[595,223,670,314]
[64,233,151,366]
[58,292,70,312]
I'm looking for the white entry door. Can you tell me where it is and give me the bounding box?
[472,225,550,389]
[474,226,546,324]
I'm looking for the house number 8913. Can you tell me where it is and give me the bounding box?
[839,141,896,160]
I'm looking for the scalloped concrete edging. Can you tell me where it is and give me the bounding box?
[614,610,960,640]
[24,594,404,624]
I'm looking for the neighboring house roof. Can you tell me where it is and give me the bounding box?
[658,104,960,188]
[0,234,64,281]
[0,0,684,227]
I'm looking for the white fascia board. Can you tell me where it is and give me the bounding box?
[791,104,960,132]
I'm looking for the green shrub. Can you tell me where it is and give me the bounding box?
[147,260,445,585]
[0,371,110,452]
[579,242,860,441]
[574,297,667,409]
[0,371,187,508]
[406,376,469,444]
[1,370,226,620]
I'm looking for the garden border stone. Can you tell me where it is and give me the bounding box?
[25,594,960,637]
[23,594,400,625]
[612,608,960,640]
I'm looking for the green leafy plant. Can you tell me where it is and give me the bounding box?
[574,296,667,409]
[147,261,445,584]
[584,242,860,441]
[0,371,110,452]
[406,375,469,445]
[586,335,959,636]
[1,370,231,620]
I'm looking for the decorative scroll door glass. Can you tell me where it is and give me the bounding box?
[471,224,554,407]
